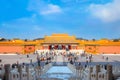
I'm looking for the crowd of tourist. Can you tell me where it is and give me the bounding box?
[35,50,94,67]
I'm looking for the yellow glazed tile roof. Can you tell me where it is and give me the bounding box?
[44,34,78,43]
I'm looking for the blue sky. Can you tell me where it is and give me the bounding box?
[0,0,120,39]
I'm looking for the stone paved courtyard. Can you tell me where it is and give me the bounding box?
[0,54,37,65]
[0,53,120,65]
[0,52,120,80]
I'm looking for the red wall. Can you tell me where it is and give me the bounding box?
[0,45,120,54]
[97,46,120,54]
[85,45,120,54]
[0,46,23,53]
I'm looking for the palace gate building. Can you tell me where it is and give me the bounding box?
[0,34,120,54]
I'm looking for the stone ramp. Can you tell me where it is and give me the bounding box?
[52,54,67,66]
[52,62,67,66]
[39,66,75,80]
[56,55,64,62]
[38,78,62,80]
[40,73,74,80]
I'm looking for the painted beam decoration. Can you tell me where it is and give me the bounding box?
[24,45,35,53]
[85,45,96,54]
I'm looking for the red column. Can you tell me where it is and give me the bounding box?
[69,45,71,50]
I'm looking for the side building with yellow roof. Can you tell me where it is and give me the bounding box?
[0,34,120,54]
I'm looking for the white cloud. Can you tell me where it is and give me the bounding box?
[28,0,62,16]
[89,0,120,22]
[40,4,62,15]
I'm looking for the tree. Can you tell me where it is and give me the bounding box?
[113,39,119,42]
[92,39,96,41]
[24,39,28,41]
[0,38,6,41]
